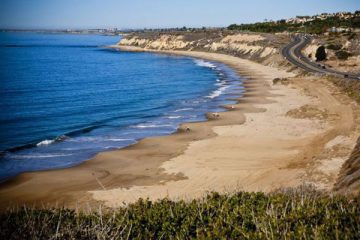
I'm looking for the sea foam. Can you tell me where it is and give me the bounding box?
[194,59,216,68]
[133,124,173,129]
[36,139,55,146]
[166,116,182,119]
[174,108,193,112]
[206,80,230,99]
[10,153,73,159]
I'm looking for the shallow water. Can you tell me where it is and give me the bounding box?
[0,32,243,180]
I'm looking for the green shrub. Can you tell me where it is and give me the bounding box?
[0,188,359,239]
[326,43,342,50]
[336,50,352,60]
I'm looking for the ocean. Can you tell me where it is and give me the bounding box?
[0,32,243,181]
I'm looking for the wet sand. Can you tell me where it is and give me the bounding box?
[0,47,358,209]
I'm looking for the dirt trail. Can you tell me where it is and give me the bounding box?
[291,78,359,188]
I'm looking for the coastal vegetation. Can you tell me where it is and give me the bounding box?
[228,11,360,34]
[335,50,352,60]
[1,187,359,239]
[326,43,342,51]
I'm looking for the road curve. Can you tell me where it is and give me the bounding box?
[281,36,360,80]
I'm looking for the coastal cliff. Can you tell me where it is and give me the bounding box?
[118,31,289,67]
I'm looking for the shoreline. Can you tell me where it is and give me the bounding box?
[0,54,240,183]
[1,46,358,209]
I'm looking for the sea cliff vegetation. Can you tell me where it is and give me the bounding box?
[1,187,359,239]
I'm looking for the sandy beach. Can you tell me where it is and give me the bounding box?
[0,47,359,209]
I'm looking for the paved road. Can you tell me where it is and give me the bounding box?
[281,36,360,80]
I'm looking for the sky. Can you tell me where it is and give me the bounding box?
[0,0,359,29]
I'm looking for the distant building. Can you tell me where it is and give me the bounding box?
[329,26,352,33]
[108,28,118,32]
[286,16,314,24]
[285,11,357,25]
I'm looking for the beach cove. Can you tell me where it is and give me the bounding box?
[0,43,359,209]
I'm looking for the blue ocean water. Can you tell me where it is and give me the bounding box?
[0,32,243,181]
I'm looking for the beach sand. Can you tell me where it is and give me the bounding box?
[0,47,359,209]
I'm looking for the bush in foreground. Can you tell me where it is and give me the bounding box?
[0,187,359,239]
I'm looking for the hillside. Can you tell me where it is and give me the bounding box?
[227,11,360,34]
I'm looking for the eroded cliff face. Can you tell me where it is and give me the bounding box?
[120,35,190,50]
[118,31,288,66]
[335,137,360,195]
